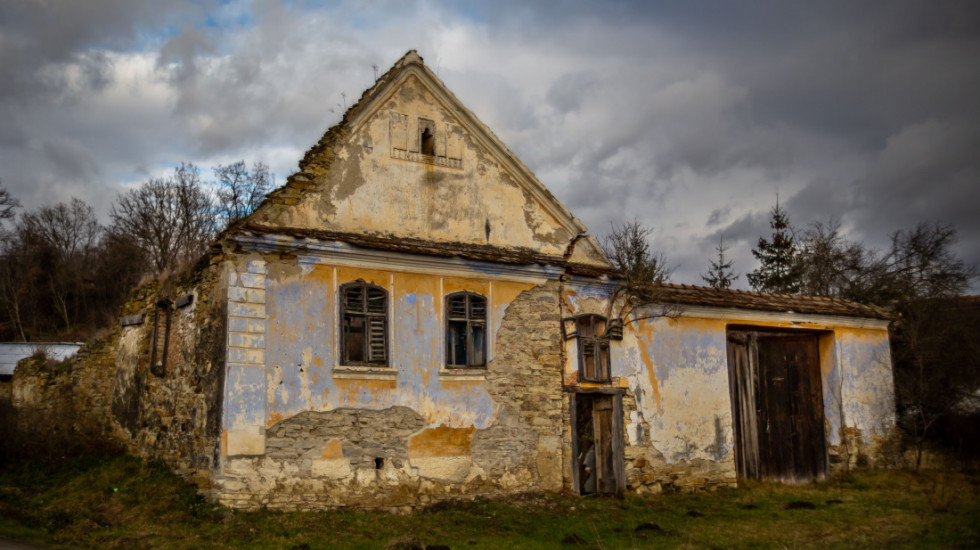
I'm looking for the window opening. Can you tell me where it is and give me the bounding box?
[341,281,388,366]
[150,299,172,377]
[446,292,487,368]
[576,314,610,383]
[374,457,384,469]
[420,126,435,156]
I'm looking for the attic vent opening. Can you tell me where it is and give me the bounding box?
[420,127,435,156]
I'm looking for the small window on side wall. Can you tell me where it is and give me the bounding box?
[576,314,611,383]
[150,299,172,377]
[341,281,388,366]
[446,292,487,368]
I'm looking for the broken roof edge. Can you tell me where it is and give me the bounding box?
[253,50,610,268]
[231,222,617,278]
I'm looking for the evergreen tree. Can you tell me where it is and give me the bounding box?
[701,235,739,289]
[747,200,801,294]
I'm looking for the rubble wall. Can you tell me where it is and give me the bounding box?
[11,260,228,489]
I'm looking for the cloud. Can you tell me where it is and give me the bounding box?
[0,0,977,289]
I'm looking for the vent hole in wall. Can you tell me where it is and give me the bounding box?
[375,457,384,469]
[421,127,434,155]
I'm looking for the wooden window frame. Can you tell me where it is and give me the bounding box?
[340,281,388,367]
[445,291,487,369]
[574,314,611,383]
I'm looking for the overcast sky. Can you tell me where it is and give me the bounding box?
[1,0,978,289]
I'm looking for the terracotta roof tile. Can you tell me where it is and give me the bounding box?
[655,283,890,319]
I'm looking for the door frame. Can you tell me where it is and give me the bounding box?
[726,327,829,483]
[568,387,626,496]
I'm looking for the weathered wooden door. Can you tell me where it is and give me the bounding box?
[570,393,626,495]
[727,331,827,482]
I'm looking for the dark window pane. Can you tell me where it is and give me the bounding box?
[346,316,364,362]
[472,323,485,366]
[449,320,467,366]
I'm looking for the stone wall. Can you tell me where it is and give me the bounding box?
[11,258,227,490]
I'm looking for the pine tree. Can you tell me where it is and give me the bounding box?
[747,200,801,294]
[701,235,739,289]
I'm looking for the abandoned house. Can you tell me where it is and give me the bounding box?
[11,51,896,510]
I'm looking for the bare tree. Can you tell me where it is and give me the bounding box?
[214,161,272,226]
[0,231,30,341]
[602,220,679,326]
[17,199,101,331]
[794,219,877,300]
[110,164,215,275]
[173,163,218,267]
[701,235,739,290]
[879,223,976,468]
[0,179,20,222]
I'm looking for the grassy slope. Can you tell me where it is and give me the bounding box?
[1,456,978,549]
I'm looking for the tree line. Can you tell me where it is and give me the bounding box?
[0,162,272,342]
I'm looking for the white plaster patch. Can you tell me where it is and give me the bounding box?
[410,456,473,482]
[311,458,353,480]
[226,429,266,456]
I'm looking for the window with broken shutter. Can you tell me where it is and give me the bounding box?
[576,314,610,383]
[340,281,388,366]
[446,292,487,368]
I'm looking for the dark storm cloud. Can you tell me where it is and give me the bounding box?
[0,0,977,289]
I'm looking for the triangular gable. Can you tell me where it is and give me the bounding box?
[248,51,610,269]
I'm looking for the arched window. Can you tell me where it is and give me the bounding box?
[340,281,388,366]
[576,314,610,383]
[446,292,487,368]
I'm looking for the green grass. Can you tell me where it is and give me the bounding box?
[1,455,978,549]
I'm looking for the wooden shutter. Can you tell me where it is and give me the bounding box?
[367,315,387,363]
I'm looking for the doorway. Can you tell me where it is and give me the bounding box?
[570,392,625,495]
[727,330,828,482]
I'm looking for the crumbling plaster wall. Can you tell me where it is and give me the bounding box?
[560,279,897,491]
[250,73,607,268]
[214,250,567,510]
[828,328,896,467]
[561,280,736,493]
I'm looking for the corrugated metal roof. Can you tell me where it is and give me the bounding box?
[0,343,82,376]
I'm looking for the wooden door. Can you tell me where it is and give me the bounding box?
[756,334,826,482]
[727,331,827,482]
[571,393,626,495]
